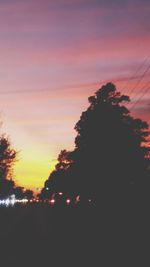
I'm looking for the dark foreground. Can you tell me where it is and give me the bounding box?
[0,203,150,266]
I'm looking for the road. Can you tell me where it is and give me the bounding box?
[0,204,149,266]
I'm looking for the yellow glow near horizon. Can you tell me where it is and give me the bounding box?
[14,155,57,192]
[14,161,54,192]
[0,0,149,193]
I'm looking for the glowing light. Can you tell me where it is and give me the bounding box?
[46,187,49,191]
[50,199,55,204]
[5,199,10,206]
[58,192,63,196]
[0,196,30,207]
[10,199,15,206]
[22,198,28,203]
[16,198,28,204]
[10,195,16,206]
[0,198,16,207]
[66,199,71,205]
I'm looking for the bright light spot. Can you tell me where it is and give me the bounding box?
[10,199,15,206]
[23,198,28,203]
[66,199,71,205]
[88,199,92,203]
[0,196,30,207]
[46,187,49,191]
[17,198,28,204]
[50,199,55,204]
[5,199,10,206]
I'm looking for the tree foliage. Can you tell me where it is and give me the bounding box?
[0,135,17,197]
[40,83,150,203]
[0,134,34,199]
[0,135,17,180]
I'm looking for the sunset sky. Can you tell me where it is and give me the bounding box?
[0,0,150,192]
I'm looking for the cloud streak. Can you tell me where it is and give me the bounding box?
[0,0,149,190]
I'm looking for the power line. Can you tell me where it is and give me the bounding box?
[129,64,150,99]
[130,84,150,111]
[121,54,150,95]
[130,79,150,101]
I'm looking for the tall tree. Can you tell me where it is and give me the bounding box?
[71,83,150,199]
[0,135,17,198]
[41,83,150,203]
[0,135,17,180]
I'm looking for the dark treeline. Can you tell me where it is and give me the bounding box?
[40,83,150,208]
[0,135,33,199]
[0,83,150,266]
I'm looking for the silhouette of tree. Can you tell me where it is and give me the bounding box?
[0,178,15,198]
[41,83,150,204]
[24,189,33,200]
[0,135,17,198]
[39,150,72,200]
[0,133,34,199]
[71,83,150,200]
[13,186,24,199]
[12,186,34,200]
[0,135,17,180]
